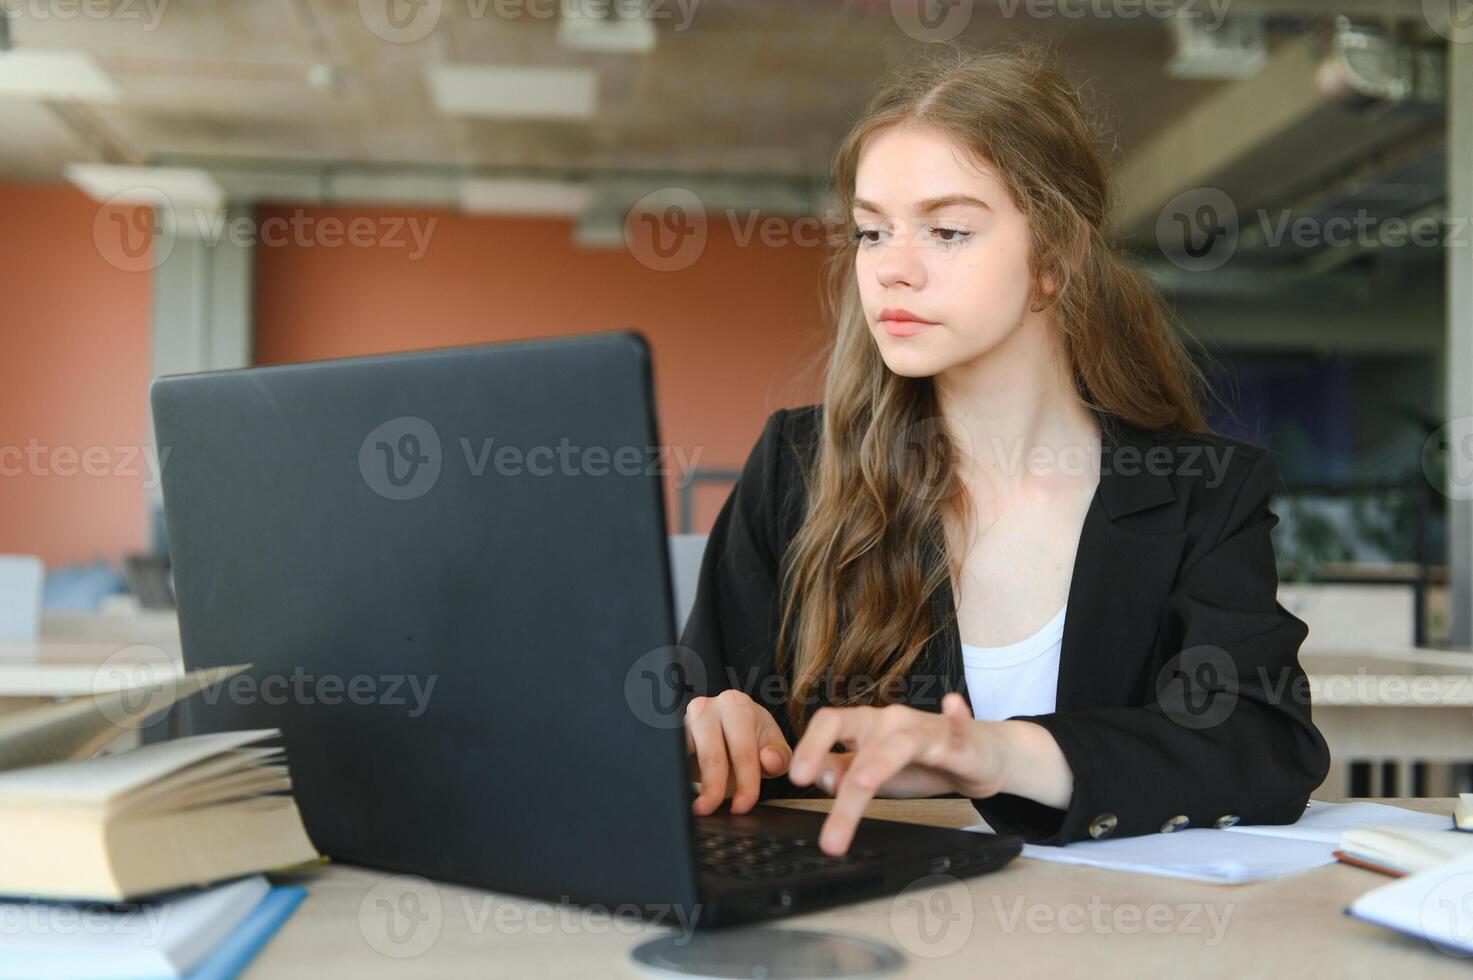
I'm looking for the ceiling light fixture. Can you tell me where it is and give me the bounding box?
[426,64,598,120]
[558,0,656,54]
[64,164,226,212]
[0,50,122,102]
[459,178,591,216]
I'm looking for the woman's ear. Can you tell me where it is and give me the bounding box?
[1029,271,1058,313]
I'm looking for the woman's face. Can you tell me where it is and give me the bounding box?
[852,123,1042,379]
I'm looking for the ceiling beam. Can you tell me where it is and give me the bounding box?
[1108,32,1438,241]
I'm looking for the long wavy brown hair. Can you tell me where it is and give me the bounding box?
[773,42,1211,738]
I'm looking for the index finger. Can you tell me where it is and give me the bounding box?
[819,727,921,855]
[789,706,872,786]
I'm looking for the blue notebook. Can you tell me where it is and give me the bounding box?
[184,886,307,980]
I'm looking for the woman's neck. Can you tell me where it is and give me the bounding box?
[932,317,1101,494]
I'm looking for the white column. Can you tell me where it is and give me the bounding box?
[1449,39,1473,647]
[145,205,256,535]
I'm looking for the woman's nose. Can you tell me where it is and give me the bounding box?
[874,234,927,290]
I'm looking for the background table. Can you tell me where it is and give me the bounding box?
[1305,648,1473,797]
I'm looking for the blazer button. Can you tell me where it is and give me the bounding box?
[1214,814,1240,829]
[1088,812,1118,839]
[1160,815,1190,833]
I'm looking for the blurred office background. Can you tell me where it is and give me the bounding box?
[0,2,1470,791]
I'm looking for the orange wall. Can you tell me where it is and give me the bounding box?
[0,182,152,567]
[0,192,831,571]
[254,205,830,532]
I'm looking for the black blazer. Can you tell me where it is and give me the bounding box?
[678,403,1331,845]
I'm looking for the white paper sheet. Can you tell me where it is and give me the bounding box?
[1222,799,1451,844]
[965,799,1454,884]
[1016,828,1336,883]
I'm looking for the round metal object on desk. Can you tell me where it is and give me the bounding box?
[629,927,905,979]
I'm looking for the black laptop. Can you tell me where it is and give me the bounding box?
[150,330,1020,927]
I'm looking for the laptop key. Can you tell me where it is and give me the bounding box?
[695,829,884,879]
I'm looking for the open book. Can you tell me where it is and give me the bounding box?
[1338,826,1473,877]
[0,665,320,901]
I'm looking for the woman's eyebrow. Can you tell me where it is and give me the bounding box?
[851,194,990,215]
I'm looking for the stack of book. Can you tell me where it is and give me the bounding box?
[0,664,321,977]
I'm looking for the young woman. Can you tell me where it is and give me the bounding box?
[679,45,1330,857]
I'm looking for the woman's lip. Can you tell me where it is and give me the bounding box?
[882,319,935,337]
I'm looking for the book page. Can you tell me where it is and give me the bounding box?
[0,730,281,804]
[0,664,249,773]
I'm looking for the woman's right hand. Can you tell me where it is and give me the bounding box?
[684,689,794,815]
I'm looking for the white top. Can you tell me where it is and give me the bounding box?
[960,604,1066,722]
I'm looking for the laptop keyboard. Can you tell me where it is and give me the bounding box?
[695,829,884,880]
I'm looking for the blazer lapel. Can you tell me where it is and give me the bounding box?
[917,413,1188,717]
[1055,416,1187,711]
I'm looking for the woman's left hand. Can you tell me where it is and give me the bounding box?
[787,693,1012,856]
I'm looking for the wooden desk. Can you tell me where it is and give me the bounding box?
[247,797,1466,979]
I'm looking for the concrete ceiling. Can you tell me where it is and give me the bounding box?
[0,0,1454,300]
[2,0,1436,182]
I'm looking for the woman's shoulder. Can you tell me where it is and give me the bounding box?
[1108,416,1288,534]
[1145,422,1279,483]
[733,405,823,549]
[774,402,823,448]
[750,403,823,470]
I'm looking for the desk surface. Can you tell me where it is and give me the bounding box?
[249,797,1466,979]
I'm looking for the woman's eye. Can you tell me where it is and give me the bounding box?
[852,226,968,246]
